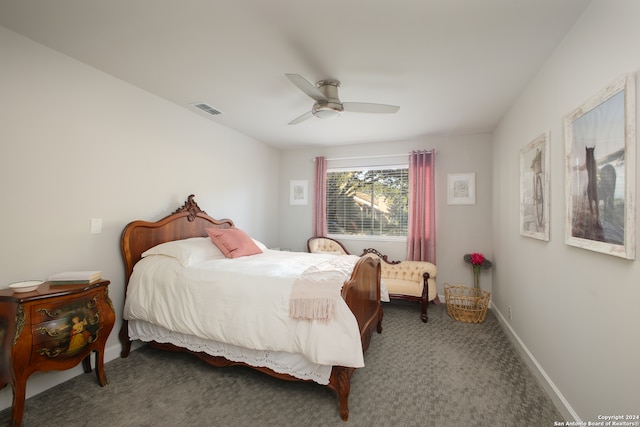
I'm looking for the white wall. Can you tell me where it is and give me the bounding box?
[0,26,279,410]
[279,133,494,297]
[492,0,640,421]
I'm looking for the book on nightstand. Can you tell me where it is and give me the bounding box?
[48,270,102,284]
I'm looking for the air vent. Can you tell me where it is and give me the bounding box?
[191,103,222,116]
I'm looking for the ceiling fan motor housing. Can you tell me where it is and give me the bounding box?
[312,80,343,118]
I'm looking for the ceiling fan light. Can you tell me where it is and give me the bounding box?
[313,108,341,119]
[312,102,343,119]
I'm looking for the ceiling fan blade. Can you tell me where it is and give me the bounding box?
[285,74,327,102]
[342,102,400,114]
[288,111,314,125]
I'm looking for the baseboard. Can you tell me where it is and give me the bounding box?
[489,302,581,422]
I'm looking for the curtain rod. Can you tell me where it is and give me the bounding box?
[313,150,434,162]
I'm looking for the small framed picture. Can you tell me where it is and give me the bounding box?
[447,173,475,205]
[289,180,308,205]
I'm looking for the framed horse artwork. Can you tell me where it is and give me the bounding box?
[564,73,636,259]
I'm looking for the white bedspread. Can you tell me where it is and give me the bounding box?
[124,250,372,369]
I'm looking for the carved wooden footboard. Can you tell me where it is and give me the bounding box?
[330,254,382,419]
[119,195,382,421]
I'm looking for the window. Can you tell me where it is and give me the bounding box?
[326,166,408,238]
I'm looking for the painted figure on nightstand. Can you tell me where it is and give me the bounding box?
[67,315,89,353]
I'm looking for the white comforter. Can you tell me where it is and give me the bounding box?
[124,250,369,368]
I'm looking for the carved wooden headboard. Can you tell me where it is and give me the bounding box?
[120,195,233,282]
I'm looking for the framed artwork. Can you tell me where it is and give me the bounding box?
[520,132,550,241]
[564,73,636,259]
[447,173,475,205]
[289,180,308,205]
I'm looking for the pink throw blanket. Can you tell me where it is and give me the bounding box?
[289,255,359,321]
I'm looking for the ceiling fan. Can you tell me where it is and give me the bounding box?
[285,73,400,125]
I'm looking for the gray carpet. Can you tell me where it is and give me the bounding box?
[0,302,562,426]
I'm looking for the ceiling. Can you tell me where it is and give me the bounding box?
[0,0,591,149]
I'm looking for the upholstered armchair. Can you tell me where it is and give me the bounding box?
[307,237,351,255]
[361,248,437,322]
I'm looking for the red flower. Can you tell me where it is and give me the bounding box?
[470,253,485,266]
[463,253,492,269]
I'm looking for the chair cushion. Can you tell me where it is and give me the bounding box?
[384,278,423,297]
[381,261,436,282]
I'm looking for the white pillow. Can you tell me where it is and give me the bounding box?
[252,238,268,252]
[141,237,225,266]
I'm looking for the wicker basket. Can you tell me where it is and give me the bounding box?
[444,284,490,323]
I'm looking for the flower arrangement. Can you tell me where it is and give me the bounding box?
[463,252,493,289]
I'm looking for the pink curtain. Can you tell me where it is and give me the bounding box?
[407,150,436,262]
[312,156,327,237]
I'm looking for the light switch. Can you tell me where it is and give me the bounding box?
[90,218,102,234]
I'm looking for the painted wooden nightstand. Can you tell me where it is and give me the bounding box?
[0,280,114,426]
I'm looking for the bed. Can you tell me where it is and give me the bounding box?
[118,195,383,421]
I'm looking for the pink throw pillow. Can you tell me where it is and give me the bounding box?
[206,227,263,259]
